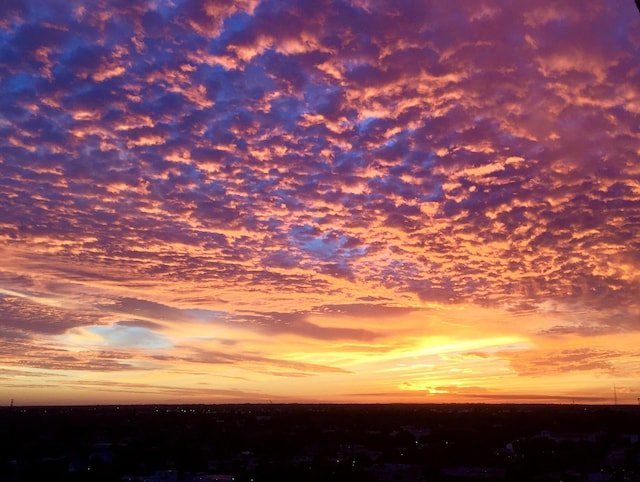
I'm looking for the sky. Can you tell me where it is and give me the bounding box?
[1,0,639,406]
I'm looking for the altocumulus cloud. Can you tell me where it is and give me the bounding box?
[0,0,639,403]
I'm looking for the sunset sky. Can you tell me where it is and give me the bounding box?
[1,0,639,406]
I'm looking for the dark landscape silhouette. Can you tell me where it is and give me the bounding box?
[2,403,639,481]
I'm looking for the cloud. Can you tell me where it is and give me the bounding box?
[88,324,172,349]
[311,303,417,318]
[503,347,640,377]
[0,0,639,402]
[0,294,99,335]
[99,297,201,323]
[178,346,349,374]
[235,310,378,341]
[0,339,135,371]
[58,378,289,402]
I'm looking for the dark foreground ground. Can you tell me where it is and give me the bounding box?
[1,403,639,481]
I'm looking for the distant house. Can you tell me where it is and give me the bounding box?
[369,463,424,482]
[537,430,598,443]
[90,442,114,464]
[401,425,432,441]
[146,470,179,481]
[442,466,506,480]
[587,472,611,482]
[121,473,236,482]
[190,476,235,482]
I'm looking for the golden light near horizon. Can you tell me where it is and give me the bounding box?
[1,0,639,406]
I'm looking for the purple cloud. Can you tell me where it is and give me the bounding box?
[0,0,639,402]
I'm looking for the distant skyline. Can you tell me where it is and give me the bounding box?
[1,0,639,406]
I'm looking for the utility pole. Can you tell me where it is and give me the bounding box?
[10,399,13,408]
